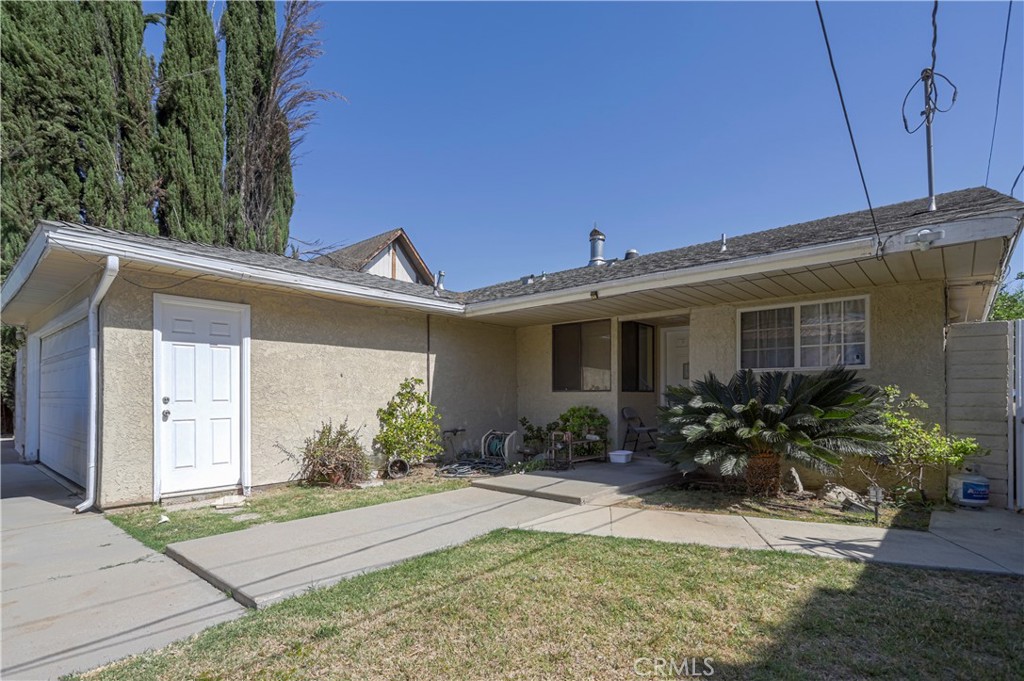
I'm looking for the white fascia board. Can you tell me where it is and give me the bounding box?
[880,211,1022,255]
[46,228,465,315]
[464,236,877,317]
[464,210,1024,318]
[0,225,51,312]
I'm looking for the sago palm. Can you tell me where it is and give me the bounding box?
[658,367,889,496]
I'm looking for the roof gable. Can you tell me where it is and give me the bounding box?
[315,228,433,284]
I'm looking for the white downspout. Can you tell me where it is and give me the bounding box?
[75,256,119,513]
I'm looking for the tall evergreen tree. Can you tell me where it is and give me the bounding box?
[155,0,224,243]
[1,1,88,275]
[89,0,159,234]
[222,0,278,251]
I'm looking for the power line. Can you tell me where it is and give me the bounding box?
[985,0,1014,187]
[814,0,882,251]
[1012,165,1024,197]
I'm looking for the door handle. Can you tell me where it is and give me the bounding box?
[162,410,171,421]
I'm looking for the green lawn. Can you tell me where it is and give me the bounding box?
[77,530,1022,681]
[108,475,469,552]
[622,485,934,531]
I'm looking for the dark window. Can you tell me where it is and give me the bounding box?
[552,320,611,391]
[621,322,655,392]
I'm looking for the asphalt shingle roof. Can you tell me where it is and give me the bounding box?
[312,229,404,270]
[42,187,1022,308]
[44,222,459,302]
[459,187,1024,304]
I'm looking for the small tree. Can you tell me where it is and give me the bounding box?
[989,272,1024,321]
[855,386,985,501]
[658,367,889,496]
[375,378,442,464]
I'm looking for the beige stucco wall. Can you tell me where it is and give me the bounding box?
[97,268,516,508]
[686,280,949,494]
[516,323,621,449]
[688,281,948,422]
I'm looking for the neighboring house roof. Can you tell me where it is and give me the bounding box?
[314,228,434,284]
[461,187,1023,304]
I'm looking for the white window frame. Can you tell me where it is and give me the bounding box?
[735,295,870,371]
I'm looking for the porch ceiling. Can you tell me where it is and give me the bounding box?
[471,237,1010,327]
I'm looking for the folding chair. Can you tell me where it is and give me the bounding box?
[621,406,658,452]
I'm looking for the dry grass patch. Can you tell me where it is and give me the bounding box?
[624,484,933,531]
[76,530,1022,681]
[107,465,468,552]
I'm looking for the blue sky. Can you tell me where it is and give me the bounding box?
[143,1,1024,291]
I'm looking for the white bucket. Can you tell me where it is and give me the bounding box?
[609,450,632,464]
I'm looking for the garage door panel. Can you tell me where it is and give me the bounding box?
[39,318,89,486]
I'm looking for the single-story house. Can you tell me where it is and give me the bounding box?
[2,187,1022,511]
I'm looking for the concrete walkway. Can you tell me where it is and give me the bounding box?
[166,487,567,609]
[1,454,245,680]
[518,504,1024,575]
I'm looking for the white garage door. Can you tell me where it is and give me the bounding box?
[39,318,89,486]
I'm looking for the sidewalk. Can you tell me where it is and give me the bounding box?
[166,487,566,609]
[518,504,1024,575]
[168,483,1022,616]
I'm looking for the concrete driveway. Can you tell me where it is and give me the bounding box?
[1,445,244,680]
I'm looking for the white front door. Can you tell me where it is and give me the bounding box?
[662,326,690,404]
[155,296,248,496]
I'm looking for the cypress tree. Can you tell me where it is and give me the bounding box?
[89,0,159,234]
[155,0,224,243]
[222,0,294,254]
[1,1,87,274]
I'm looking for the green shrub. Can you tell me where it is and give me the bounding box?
[291,420,370,486]
[375,377,442,464]
[518,417,560,451]
[558,405,610,442]
[855,386,985,501]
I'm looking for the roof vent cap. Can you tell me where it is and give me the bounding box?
[588,223,606,267]
[521,274,535,285]
[624,249,639,260]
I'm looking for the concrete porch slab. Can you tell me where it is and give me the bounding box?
[471,456,683,505]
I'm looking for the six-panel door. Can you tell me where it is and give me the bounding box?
[157,300,243,495]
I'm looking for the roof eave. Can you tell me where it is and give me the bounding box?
[464,209,1024,318]
[15,225,464,316]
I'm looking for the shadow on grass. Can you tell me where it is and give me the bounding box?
[707,561,1023,680]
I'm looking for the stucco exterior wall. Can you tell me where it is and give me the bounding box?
[686,280,949,494]
[688,281,948,422]
[428,314,518,454]
[97,268,515,508]
[515,323,621,449]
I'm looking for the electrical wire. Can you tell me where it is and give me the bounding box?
[1012,164,1024,197]
[814,0,882,253]
[50,240,213,291]
[901,0,958,134]
[985,0,1014,187]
